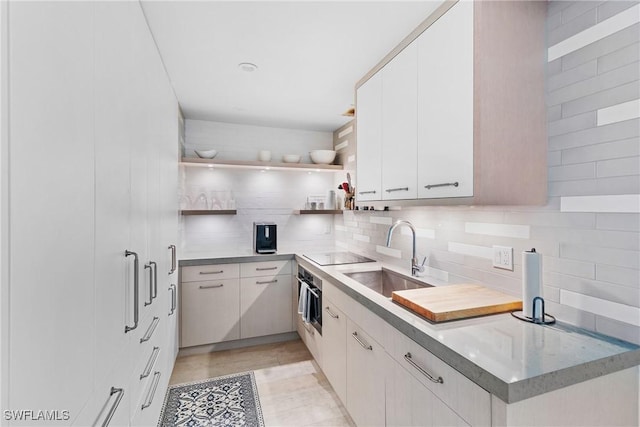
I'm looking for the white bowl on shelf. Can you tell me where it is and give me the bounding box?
[282,154,301,163]
[195,149,218,159]
[309,150,336,164]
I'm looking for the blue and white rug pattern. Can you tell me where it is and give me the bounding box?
[159,372,264,427]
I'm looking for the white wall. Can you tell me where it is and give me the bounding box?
[182,120,338,254]
[335,0,640,345]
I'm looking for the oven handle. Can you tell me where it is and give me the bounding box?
[296,277,320,298]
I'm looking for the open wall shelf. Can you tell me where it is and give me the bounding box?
[180,157,343,172]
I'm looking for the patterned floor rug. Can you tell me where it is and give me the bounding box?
[159,371,265,427]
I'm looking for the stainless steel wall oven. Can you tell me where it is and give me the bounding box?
[297,265,322,335]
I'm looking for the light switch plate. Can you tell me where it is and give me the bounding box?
[493,245,513,271]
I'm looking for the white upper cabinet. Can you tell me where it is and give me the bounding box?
[355,72,382,201]
[417,0,473,199]
[382,42,418,200]
[355,1,547,206]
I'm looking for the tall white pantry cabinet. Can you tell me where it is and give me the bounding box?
[0,2,179,426]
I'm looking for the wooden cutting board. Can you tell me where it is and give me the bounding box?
[392,284,522,322]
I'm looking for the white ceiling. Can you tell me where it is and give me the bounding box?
[141,1,444,132]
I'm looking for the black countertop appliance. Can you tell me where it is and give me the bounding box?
[254,222,277,254]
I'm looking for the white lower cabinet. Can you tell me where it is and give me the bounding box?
[181,278,241,347]
[321,298,347,405]
[297,316,323,368]
[346,318,386,427]
[240,274,293,339]
[386,352,469,427]
[297,272,491,427]
[180,260,295,348]
[391,332,491,426]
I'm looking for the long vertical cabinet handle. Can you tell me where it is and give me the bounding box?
[150,261,158,301]
[100,386,124,427]
[144,262,153,307]
[168,244,176,275]
[141,372,161,410]
[125,250,139,333]
[169,284,176,316]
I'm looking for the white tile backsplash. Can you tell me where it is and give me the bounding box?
[447,242,493,260]
[561,194,640,213]
[548,3,640,61]
[560,289,640,326]
[464,222,531,239]
[597,98,640,126]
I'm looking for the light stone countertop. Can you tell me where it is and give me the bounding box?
[178,250,640,404]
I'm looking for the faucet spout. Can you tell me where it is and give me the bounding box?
[386,220,424,277]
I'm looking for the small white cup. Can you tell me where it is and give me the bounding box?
[258,150,271,161]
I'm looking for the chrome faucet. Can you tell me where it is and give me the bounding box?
[386,220,425,277]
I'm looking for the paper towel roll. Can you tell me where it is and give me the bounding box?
[522,248,542,318]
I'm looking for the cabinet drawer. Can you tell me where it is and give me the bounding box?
[181,263,239,282]
[180,279,240,347]
[240,260,290,278]
[392,331,490,426]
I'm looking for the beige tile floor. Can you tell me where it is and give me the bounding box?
[168,339,355,427]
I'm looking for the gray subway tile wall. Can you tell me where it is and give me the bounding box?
[335,0,640,343]
[561,23,639,70]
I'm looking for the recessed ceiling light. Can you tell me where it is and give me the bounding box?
[238,62,258,73]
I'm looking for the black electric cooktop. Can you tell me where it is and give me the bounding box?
[303,251,375,266]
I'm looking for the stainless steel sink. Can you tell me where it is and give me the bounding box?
[343,268,431,298]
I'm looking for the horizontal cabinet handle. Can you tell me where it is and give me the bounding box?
[199,270,224,275]
[351,331,372,350]
[404,352,443,384]
[358,190,376,195]
[385,187,409,193]
[256,266,278,271]
[140,347,160,380]
[101,387,124,427]
[199,284,224,289]
[325,307,339,319]
[256,279,278,285]
[140,317,159,343]
[424,182,459,190]
[141,372,161,410]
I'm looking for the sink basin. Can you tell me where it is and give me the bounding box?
[343,268,431,298]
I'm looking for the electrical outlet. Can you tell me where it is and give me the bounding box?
[493,245,513,271]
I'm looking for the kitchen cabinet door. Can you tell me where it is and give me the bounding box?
[386,354,468,427]
[93,0,137,390]
[382,42,418,200]
[181,279,240,347]
[321,298,347,406]
[417,0,474,199]
[346,318,385,427]
[240,274,293,339]
[7,1,96,421]
[355,72,382,201]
